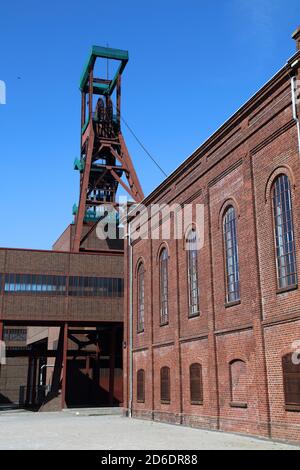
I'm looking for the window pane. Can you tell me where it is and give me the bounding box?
[137,264,145,332]
[272,175,298,289]
[160,249,168,325]
[186,230,200,317]
[223,207,240,303]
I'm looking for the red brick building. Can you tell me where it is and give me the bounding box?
[123,29,300,443]
[0,245,124,410]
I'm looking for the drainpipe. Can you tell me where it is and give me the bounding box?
[128,220,133,418]
[291,74,300,155]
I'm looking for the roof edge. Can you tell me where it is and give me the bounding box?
[139,50,300,208]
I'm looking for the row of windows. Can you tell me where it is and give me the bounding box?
[137,364,204,405]
[136,353,300,410]
[69,276,123,297]
[136,174,298,331]
[0,273,124,298]
[3,328,27,342]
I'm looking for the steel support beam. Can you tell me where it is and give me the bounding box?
[109,325,116,406]
[61,323,68,409]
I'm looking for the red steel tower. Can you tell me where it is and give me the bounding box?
[72,46,144,252]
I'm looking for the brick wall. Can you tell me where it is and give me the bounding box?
[0,248,124,323]
[53,224,124,252]
[124,47,300,444]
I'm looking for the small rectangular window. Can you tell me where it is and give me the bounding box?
[160,367,171,404]
[137,369,145,403]
[283,353,300,410]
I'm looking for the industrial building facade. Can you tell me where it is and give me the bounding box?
[123,30,300,443]
[1,31,300,445]
[0,247,123,410]
[0,44,142,411]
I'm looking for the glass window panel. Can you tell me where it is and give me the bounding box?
[137,263,145,332]
[107,278,113,297]
[223,207,240,303]
[160,248,169,325]
[272,175,298,289]
[186,229,200,317]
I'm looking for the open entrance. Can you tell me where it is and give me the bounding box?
[0,322,123,411]
[65,325,123,408]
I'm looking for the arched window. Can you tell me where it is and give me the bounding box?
[159,248,169,325]
[160,366,170,404]
[137,369,145,403]
[272,174,297,289]
[223,206,240,303]
[282,353,300,411]
[137,263,145,333]
[186,229,200,317]
[190,363,203,405]
[230,360,248,408]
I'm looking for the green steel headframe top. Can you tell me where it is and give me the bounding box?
[79,45,129,96]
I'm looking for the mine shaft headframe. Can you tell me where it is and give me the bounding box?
[79,45,128,131]
[79,45,128,96]
[72,45,144,253]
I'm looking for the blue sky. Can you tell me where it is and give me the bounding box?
[0,0,299,249]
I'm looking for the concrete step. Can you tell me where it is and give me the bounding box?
[62,407,124,416]
[0,406,32,415]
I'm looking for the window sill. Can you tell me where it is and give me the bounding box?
[285,404,300,412]
[225,300,241,309]
[188,313,200,319]
[276,285,298,295]
[160,322,169,327]
[161,400,170,405]
[137,400,145,404]
[137,330,145,335]
[230,401,248,409]
[191,401,203,406]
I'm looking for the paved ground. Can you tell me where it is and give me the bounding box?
[0,411,299,450]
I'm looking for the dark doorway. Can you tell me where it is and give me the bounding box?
[65,325,123,408]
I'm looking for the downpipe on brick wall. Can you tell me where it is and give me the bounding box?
[291,71,300,154]
[127,221,133,418]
